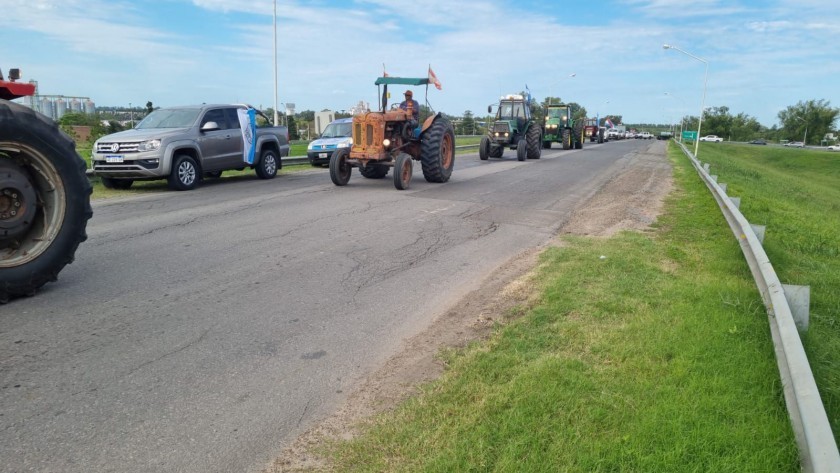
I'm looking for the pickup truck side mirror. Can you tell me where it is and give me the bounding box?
[201,121,220,132]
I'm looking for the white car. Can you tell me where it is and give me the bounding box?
[827,145,840,151]
[699,135,723,142]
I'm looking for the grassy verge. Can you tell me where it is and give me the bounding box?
[318,142,799,471]
[692,141,840,439]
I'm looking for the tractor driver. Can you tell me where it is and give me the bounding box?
[399,90,420,120]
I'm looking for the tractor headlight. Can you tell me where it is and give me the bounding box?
[494,132,499,137]
[383,139,391,147]
[504,132,509,137]
[138,139,161,152]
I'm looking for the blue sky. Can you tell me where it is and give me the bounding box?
[2,0,838,127]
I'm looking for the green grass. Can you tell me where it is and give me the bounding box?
[693,141,840,439]
[317,142,799,472]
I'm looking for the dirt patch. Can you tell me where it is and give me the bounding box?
[265,141,673,472]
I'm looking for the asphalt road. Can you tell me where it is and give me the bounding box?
[1,138,654,472]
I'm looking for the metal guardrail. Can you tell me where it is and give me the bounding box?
[677,141,840,472]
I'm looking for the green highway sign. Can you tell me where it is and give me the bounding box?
[682,131,698,141]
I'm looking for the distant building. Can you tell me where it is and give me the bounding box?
[315,110,335,135]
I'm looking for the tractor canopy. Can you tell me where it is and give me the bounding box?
[374,77,431,86]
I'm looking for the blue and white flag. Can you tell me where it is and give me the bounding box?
[237,107,257,164]
[525,84,532,103]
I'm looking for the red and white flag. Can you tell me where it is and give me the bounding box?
[428,66,442,90]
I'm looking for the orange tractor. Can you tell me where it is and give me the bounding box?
[0,68,92,302]
[330,76,454,190]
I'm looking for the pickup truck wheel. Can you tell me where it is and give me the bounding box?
[168,155,200,191]
[329,148,351,186]
[393,153,413,190]
[101,177,134,189]
[256,149,278,179]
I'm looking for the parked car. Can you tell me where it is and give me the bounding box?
[827,145,840,151]
[786,141,805,148]
[92,104,290,190]
[307,118,352,166]
[748,139,767,145]
[699,135,723,142]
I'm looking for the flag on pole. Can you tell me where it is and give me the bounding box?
[382,63,389,77]
[525,84,532,104]
[237,107,257,164]
[605,118,614,128]
[428,66,442,90]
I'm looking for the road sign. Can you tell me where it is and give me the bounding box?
[682,131,698,141]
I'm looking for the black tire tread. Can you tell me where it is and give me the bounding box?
[420,117,455,183]
[0,99,92,303]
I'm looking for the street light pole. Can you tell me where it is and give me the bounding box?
[273,0,279,126]
[548,73,576,105]
[663,44,708,158]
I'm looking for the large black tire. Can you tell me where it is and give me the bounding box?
[168,154,200,191]
[329,147,351,186]
[562,129,572,150]
[255,148,278,179]
[101,177,134,189]
[359,163,389,179]
[420,117,455,183]
[0,99,92,303]
[516,139,527,161]
[479,136,490,161]
[526,124,541,159]
[598,129,605,144]
[394,153,413,190]
[489,144,504,158]
[574,124,584,150]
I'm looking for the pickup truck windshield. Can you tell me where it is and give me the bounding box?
[136,109,201,129]
[320,122,352,138]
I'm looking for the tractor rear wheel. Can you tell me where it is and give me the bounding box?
[562,129,572,150]
[598,129,605,144]
[0,99,92,303]
[526,124,541,159]
[394,153,413,190]
[359,163,389,179]
[516,139,527,161]
[420,117,454,183]
[479,136,490,161]
[329,148,352,186]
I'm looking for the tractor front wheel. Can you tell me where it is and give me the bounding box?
[329,148,352,186]
[516,139,527,161]
[359,162,389,179]
[479,136,490,161]
[562,129,572,150]
[394,153,413,190]
[526,124,541,159]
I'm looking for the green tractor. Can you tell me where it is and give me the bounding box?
[542,103,584,150]
[479,94,541,161]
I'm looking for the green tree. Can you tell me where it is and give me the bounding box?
[287,115,300,140]
[145,101,154,115]
[298,110,315,122]
[457,110,476,135]
[778,99,839,145]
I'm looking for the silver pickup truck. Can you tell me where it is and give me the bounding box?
[92,104,290,190]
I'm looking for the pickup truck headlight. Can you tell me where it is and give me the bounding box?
[138,139,161,152]
[337,141,351,149]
